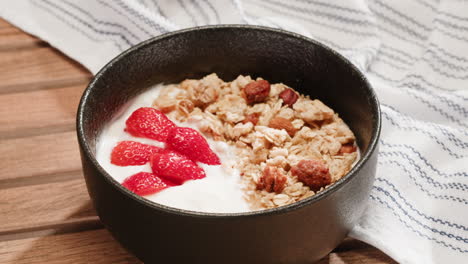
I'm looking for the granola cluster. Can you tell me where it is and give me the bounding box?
[152,74,358,210]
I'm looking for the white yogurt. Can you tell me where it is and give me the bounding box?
[96,84,250,213]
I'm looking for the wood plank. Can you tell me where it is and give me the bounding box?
[333,237,369,252]
[0,27,45,50]
[0,84,85,139]
[0,47,91,94]
[0,178,97,235]
[0,217,101,243]
[319,247,397,264]
[0,229,142,264]
[0,18,12,28]
[0,131,81,183]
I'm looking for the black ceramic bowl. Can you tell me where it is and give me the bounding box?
[77,25,381,264]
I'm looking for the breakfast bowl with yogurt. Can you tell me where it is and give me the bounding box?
[77,25,381,264]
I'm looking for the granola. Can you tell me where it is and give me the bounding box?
[152,74,359,210]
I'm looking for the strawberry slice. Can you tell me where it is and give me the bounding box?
[125,107,176,142]
[122,172,176,196]
[166,127,221,165]
[150,150,206,184]
[111,141,162,166]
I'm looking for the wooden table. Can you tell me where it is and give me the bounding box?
[0,18,396,264]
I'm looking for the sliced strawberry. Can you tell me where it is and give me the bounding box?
[111,141,162,166]
[122,172,176,196]
[150,150,206,184]
[125,107,176,142]
[166,127,221,165]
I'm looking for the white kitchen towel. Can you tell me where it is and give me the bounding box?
[2,0,467,263]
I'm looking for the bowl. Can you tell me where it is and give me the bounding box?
[77,25,381,263]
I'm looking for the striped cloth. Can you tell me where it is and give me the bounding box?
[2,1,467,263]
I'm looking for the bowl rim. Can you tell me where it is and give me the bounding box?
[77,24,381,219]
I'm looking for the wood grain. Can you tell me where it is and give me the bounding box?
[0,131,81,183]
[0,178,96,235]
[0,18,12,28]
[0,229,142,264]
[0,47,91,94]
[0,84,85,139]
[0,27,45,50]
[319,247,397,264]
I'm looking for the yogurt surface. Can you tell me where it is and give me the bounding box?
[96,84,250,213]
